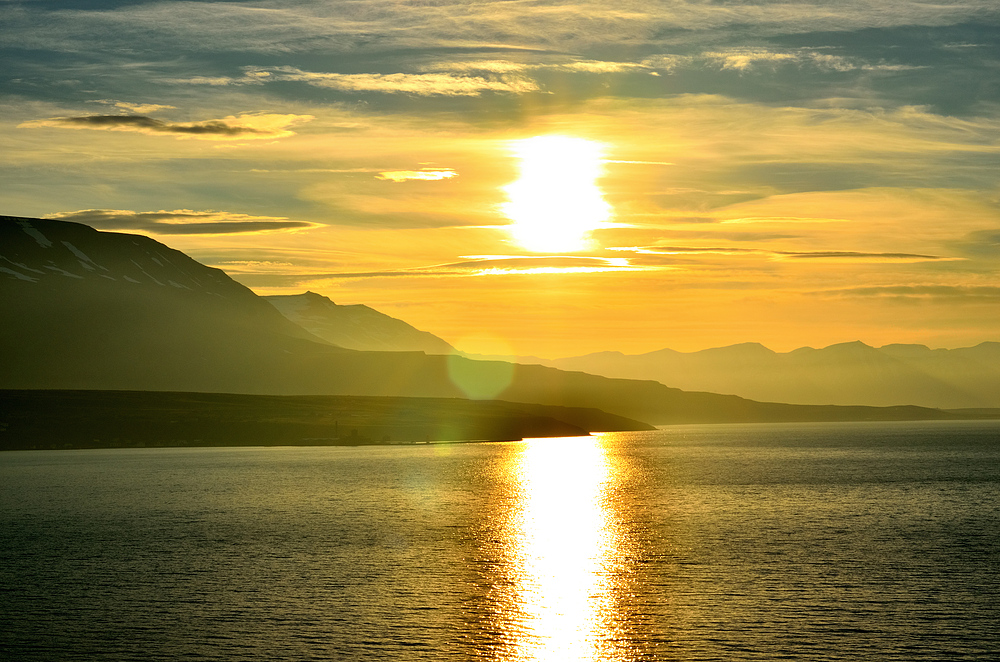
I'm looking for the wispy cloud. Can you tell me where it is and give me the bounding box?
[430,58,647,74]
[703,48,926,73]
[9,0,996,57]
[821,285,1000,300]
[19,112,313,140]
[174,66,539,96]
[705,50,799,71]
[425,255,646,277]
[720,216,850,225]
[91,100,178,114]
[639,54,691,72]
[780,251,949,262]
[614,245,952,262]
[605,159,675,166]
[423,49,919,81]
[47,209,319,235]
[951,229,1000,259]
[240,255,643,285]
[376,169,458,182]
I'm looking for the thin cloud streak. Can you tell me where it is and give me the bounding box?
[613,246,955,262]
[47,209,319,235]
[820,285,1000,300]
[175,66,539,96]
[377,170,458,182]
[226,254,644,284]
[19,113,313,140]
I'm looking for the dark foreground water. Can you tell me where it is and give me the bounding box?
[2,421,998,660]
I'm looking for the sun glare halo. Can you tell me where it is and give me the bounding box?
[502,136,612,253]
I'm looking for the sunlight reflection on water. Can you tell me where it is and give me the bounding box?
[4,425,1000,660]
[501,436,620,661]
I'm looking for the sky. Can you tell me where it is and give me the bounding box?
[3,0,999,357]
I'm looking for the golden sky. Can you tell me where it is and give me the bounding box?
[3,1,999,356]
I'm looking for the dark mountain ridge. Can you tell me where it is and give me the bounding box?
[265,291,455,354]
[2,215,994,426]
[1,215,337,391]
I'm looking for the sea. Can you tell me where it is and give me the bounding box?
[2,421,998,661]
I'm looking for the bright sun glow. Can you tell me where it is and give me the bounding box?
[502,136,612,253]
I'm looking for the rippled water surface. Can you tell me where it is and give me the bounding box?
[2,421,999,660]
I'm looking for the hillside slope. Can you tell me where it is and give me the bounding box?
[266,291,454,354]
[2,215,987,426]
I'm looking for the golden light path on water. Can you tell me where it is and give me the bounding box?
[501,435,619,661]
[502,136,612,253]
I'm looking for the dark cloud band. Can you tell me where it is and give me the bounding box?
[19,112,313,140]
[61,115,264,136]
[47,209,317,236]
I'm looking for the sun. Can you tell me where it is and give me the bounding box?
[501,136,612,253]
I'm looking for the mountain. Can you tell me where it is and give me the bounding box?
[0,215,339,392]
[265,291,454,354]
[546,340,1000,409]
[2,215,992,426]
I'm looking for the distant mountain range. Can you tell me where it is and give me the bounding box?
[2,215,996,427]
[539,341,1000,409]
[265,291,454,354]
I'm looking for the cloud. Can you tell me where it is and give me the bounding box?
[700,48,926,73]
[820,285,1000,300]
[431,58,647,74]
[639,55,691,72]
[720,216,850,224]
[173,76,238,86]
[779,251,946,261]
[424,254,643,276]
[951,229,1000,259]
[283,70,539,96]
[605,159,675,166]
[376,170,458,182]
[705,50,799,71]
[19,113,313,140]
[426,49,905,79]
[176,66,539,96]
[216,260,295,269]
[430,60,532,74]
[614,245,950,262]
[46,209,319,235]
[91,100,178,114]
[237,255,641,285]
[10,0,996,60]
[450,255,630,269]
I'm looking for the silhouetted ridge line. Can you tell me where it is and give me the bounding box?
[265,291,455,354]
[3,215,996,426]
[546,340,1000,409]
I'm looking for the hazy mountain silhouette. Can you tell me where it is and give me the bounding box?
[2,215,993,426]
[266,291,454,354]
[545,341,1000,408]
